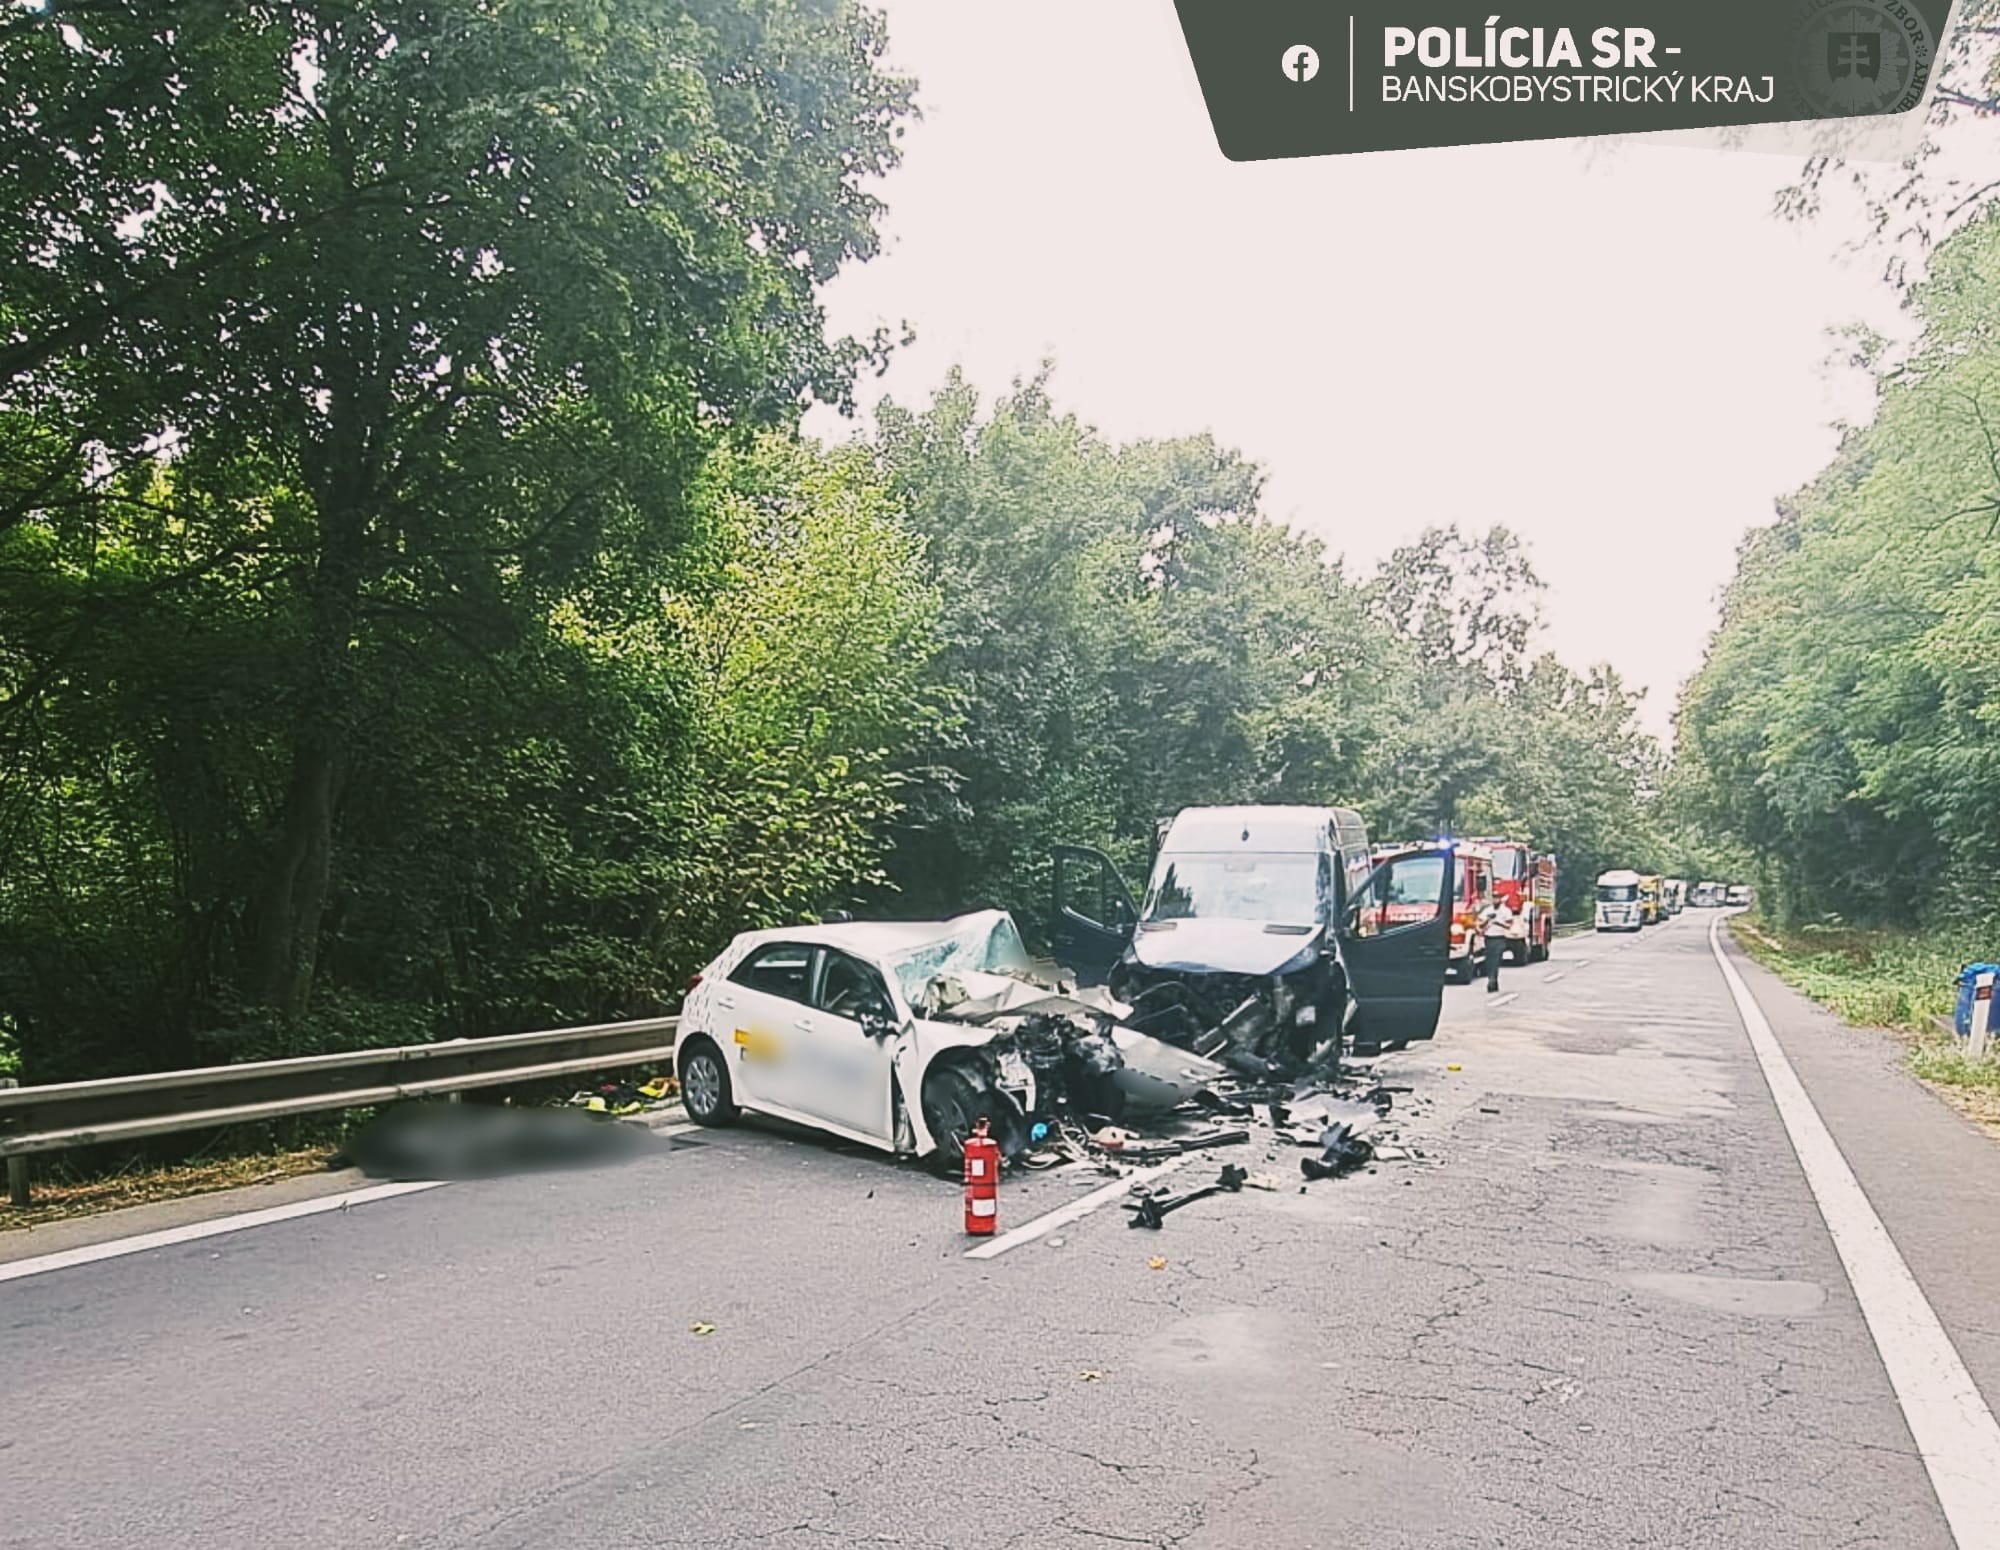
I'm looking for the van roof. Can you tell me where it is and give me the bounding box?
[1161,805,1365,852]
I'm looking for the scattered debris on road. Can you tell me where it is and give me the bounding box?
[566,1075,678,1117]
[1301,1123,1374,1181]
[1123,1164,1250,1228]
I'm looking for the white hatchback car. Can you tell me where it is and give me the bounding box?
[674,909,1219,1168]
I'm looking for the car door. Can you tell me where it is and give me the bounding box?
[1337,847,1455,1045]
[794,947,899,1143]
[718,941,819,1112]
[1050,844,1140,983]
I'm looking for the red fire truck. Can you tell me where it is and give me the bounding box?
[1463,836,1557,964]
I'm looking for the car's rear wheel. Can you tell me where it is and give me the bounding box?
[679,1038,739,1127]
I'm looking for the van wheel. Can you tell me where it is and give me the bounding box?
[678,1038,739,1127]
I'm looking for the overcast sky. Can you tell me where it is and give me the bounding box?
[804,1,1912,737]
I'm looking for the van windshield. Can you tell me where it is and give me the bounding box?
[1141,852,1322,926]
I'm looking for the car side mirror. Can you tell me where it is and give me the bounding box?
[858,1002,897,1038]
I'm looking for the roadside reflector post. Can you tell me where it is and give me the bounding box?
[1,1078,26,1208]
[1971,971,1996,1061]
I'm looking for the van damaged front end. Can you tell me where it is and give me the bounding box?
[1107,920,1341,1080]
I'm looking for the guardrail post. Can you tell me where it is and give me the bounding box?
[1,1077,26,1208]
[1971,970,1996,1061]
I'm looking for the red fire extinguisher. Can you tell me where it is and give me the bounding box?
[963,1116,999,1236]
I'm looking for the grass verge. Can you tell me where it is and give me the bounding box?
[1,1144,340,1232]
[1729,915,2000,1139]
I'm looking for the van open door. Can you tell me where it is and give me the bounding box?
[1050,844,1140,984]
[1338,847,1454,1051]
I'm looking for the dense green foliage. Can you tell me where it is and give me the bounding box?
[1,2,1672,1091]
[0,0,917,1078]
[1679,209,2000,931]
[868,370,1673,928]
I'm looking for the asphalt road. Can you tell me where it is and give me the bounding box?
[4,912,1997,1548]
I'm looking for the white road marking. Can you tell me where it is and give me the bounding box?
[964,1157,1187,1260]
[0,1181,446,1285]
[1487,993,1519,1008]
[1709,912,2000,1547]
[1541,971,1566,983]
[1,1111,694,1286]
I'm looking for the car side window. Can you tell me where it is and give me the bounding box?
[729,943,816,1004]
[816,949,891,1021]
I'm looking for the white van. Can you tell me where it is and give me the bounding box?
[1051,806,1456,1064]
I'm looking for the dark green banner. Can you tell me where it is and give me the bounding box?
[1174,0,1951,159]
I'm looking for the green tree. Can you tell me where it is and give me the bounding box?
[1679,209,2000,929]
[0,0,913,1072]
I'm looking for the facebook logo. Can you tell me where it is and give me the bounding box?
[1284,44,1320,83]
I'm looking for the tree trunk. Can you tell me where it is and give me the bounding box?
[249,504,365,1021]
[248,31,377,1023]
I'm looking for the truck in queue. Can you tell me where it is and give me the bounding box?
[1596,869,1644,931]
[1637,873,1664,925]
[1049,805,1456,1070]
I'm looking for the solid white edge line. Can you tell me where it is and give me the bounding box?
[0,1180,447,1285]
[2,1112,695,1287]
[964,1157,1188,1260]
[1709,911,2000,1547]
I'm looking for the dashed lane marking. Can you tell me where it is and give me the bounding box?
[0,1181,447,1285]
[1487,993,1519,1009]
[1541,971,1566,983]
[1709,911,2000,1548]
[964,1157,1188,1260]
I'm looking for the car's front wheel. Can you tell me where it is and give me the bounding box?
[679,1038,740,1127]
[920,1064,986,1178]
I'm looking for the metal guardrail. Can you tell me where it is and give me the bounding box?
[0,1016,681,1208]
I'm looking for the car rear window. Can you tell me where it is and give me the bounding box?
[730,943,815,1004]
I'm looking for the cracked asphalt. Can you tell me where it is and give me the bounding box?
[2,911,1992,1548]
